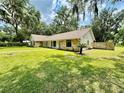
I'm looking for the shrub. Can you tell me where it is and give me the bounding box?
[0,42,28,47]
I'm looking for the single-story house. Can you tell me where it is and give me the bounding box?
[31,28,95,51]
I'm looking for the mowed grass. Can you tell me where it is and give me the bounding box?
[0,47,124,93]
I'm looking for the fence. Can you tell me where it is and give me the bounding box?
[92,42,115,50]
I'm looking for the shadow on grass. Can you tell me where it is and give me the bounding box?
[101,51,124,62]
[0,47,5,49]
[0,54,124,93]
[102,57,122,61]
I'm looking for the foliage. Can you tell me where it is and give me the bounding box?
[13,28,30,42]
[0,42,28,47]
[0,0,41,42]
[0,0,124,43]
[115,28,124,45]
[0,0,29,32]
[49,6,78,34]
[35,6,78,36]
[78,43,87,48]
[0,31,15,42]
[78,43,87,54]
[21,6,41,34]
[91,9,124,42]
[68,0,122,21]
[0,47,124,92]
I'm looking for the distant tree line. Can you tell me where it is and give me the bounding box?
[92,9,124,45]
[0,0,124,45]
[0,0,78,43]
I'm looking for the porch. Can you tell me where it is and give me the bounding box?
[33,39,80,51]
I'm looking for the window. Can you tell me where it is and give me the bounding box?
[46,42,48,47]
[87,40,89,45]
[66,40,72,47]
[53,41,56,47]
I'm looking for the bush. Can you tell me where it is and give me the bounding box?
[0,42,28,47]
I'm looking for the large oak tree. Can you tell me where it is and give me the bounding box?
[0,0,41,42]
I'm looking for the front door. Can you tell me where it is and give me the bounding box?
[40,42,43,47]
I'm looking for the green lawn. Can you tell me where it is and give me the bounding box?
[0,47,124,93]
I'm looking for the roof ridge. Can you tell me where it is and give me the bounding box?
[51,28,90,36]
[31,28,91,41]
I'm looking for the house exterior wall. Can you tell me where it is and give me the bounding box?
[50,41,59,49]
[80,31,95,48]
[43,42,47,47]
[33,37,92,51]
[56,41,60,49]
[34,41,42,47]
[32,31,95,51]
[59,40,66,49]
[48,41,51,48]
[59,39,79,51]
[72,39,80,51]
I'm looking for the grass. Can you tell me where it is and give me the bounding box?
[0,47,124,93]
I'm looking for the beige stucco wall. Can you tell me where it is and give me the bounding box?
[59,39,79,51]
[50,41,59,49]
[93,42,115,50]
[33,31,95,51]
[34,41,48,47]
[56,41,60,49]
[72,39,80,51]
[59,40,66,49]
[34,39,80,51]
[48,41,51,47]
[43,42,46,47]
[34,41,41,47]
[80,31,95,48]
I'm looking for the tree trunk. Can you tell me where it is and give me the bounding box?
[15,23,18,36]
[80,47,82,54]
[14,24,22,42]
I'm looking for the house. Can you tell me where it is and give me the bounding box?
[31,28,95,51]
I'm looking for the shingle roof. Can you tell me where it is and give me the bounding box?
[31,35,48,41]
[31,28,90,41]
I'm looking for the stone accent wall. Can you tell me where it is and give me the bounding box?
[34,39,80,51]
[59,39,79,51]
[59,40,66,49]
[72,39,79,51]
[34,41,42,47]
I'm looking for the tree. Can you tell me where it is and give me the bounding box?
[0,0,29,36]
[68,0,122,21]
[51,6,78,34]
[22,6,41,34]
[78,43,86,54]
[42,24,57,35]
[0,25,15,42]
[0,31,15,42]
[115,28,124,45]
[0,0,41,42]
[91,9,124,42]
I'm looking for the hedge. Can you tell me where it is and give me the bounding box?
[0,42,28,47]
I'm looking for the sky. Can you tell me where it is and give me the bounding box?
[30,0,68,24]
[0,0,124,27]
[30,0,124,26]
